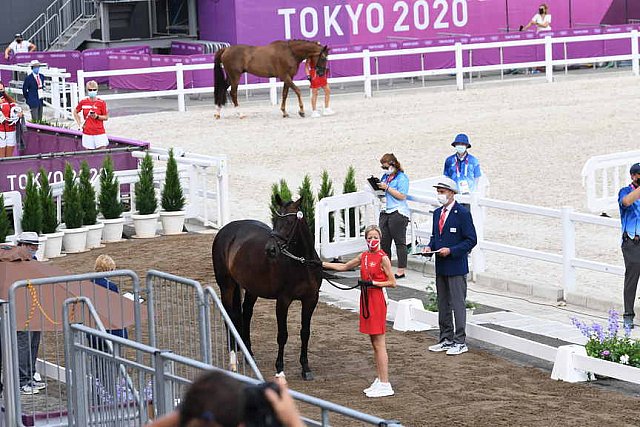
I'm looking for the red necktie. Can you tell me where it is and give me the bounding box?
[438,207,447,234]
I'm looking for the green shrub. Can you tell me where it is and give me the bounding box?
[270,179,292,226]
[99,156,124,219]
[62,163,83,229]
[21,170,43,234]
[0,194,10,243]
[39,167,58,234]
[135,153,158,215]
[298,174,315,238]
[317,170,335,241]
[79,161,98,226]
[342,166,358,237]
[423,283,476,312]
[161,148,186,212]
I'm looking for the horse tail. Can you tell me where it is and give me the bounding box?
[214,48,228,107]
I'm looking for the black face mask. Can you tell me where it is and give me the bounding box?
[539,7,544,14]
[16,39,23,43]
[0,90,4,96]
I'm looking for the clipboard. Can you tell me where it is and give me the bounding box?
[367,176,381,192]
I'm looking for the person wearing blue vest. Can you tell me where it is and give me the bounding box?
[443,133,482,197]
[618,162,640,330]
[422,177,477,355]
[22,60,44,122]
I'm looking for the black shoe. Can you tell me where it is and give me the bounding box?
[394,273,405,279]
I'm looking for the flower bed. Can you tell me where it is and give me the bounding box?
[571,310,640,368]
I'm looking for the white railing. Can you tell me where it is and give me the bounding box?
[41,149,229,229]
[75,29,640,112]
[581,150,640,214]
[1,191,23,243]
[0,63,77,120]
[315,186,623,298]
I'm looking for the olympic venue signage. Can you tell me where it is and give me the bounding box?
[198,0,623,46]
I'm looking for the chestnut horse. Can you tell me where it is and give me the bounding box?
[212,196,322,380]
[213,40,329,118]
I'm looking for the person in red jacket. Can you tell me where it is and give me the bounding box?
[322,225,396,398]
[0,82,22,158]
[73,80,109,150]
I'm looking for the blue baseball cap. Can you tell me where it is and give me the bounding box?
[630,163,640,174]
[451,133,471,148]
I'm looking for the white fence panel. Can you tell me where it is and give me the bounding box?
[2,191,23,242]
[581,150,640,214]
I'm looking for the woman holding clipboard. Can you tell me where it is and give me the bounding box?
[376,153,410,279]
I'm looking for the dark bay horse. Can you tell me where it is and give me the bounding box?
[212,196,322,380]
[213,40,329,118]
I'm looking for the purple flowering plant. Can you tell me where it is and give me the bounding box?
[571,310,640,367]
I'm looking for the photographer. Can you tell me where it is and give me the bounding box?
[73,80,109,150]
[148,372,304,427]
[619,163,640,330]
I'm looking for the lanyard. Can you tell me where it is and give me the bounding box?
[363,252,374,281]
[455,157,468,178]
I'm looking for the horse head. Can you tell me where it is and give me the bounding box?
[288,40,328,63]
[272,195,306,244]
[315,45,330,77]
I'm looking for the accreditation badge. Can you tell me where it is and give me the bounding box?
[458,180,470,194]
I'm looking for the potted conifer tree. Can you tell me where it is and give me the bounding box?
[39,167,64,258]
[132,153,159,238]
[160,148,186,235]
[0,193,11,244]
[99,156,125,242]
[21,170,46,260]
[79,161,103,248]
[61,163,88,253]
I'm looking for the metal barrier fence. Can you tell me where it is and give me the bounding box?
[63,299,402,427]
[4,270,143,426]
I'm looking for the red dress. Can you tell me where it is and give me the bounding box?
[359,249,388,335]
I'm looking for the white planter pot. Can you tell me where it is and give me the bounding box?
[35,235,48,261]
[43,231,64,259]
[102,217,125,243]
[86,222,105,249]
[160,210,185,235]
[62,227,89,253]
[132,213,160,239]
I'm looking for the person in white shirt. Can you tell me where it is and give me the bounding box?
[4,34,36,60]
[522,4,551,32]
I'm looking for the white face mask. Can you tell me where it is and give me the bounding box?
[436,194,449,205]
[455,145,467,154]
[387,166,396,174]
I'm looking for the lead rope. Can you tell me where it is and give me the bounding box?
[24,280,76,329]
[360,253,373,320]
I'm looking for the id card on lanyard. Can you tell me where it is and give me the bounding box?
[36,75,44,99]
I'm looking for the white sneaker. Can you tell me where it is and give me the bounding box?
[20,385,39,395]
[311,110,321,118]
[446,343,468,356]
[31,380,46,390]
[428,340,454,352]
[363,378,380,394]
[365,382,394,398]
[322,108,335,116]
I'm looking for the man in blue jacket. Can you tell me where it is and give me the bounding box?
[423,177,477,355]
[22,60,44,122]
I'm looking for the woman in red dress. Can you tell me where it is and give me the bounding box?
[322,225,396,398]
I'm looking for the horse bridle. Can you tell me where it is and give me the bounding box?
[271,209,373,316]
[272,210,321,266]
[315,48,328,77]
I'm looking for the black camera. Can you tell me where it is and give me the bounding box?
[244,382,283,427]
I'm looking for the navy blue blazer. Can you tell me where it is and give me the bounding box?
[22,73,43,108]
[428,201,477,276]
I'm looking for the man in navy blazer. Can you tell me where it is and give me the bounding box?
[22,60,44,122]
[423,177,477,356]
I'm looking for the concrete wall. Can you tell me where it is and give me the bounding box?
[0,0,52,47]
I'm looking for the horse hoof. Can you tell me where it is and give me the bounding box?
[301,371,314,381]
[282,113,289,118]
[299,111,305,118]
[214,113,221,120]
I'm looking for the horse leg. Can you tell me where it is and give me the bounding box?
[300,293,319,381]
[280,83,290,118]
[275,296,293,375]
[229,75,245,118]
[282,76,305,118]
[220,281,243,371]
[241,291,258,356]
